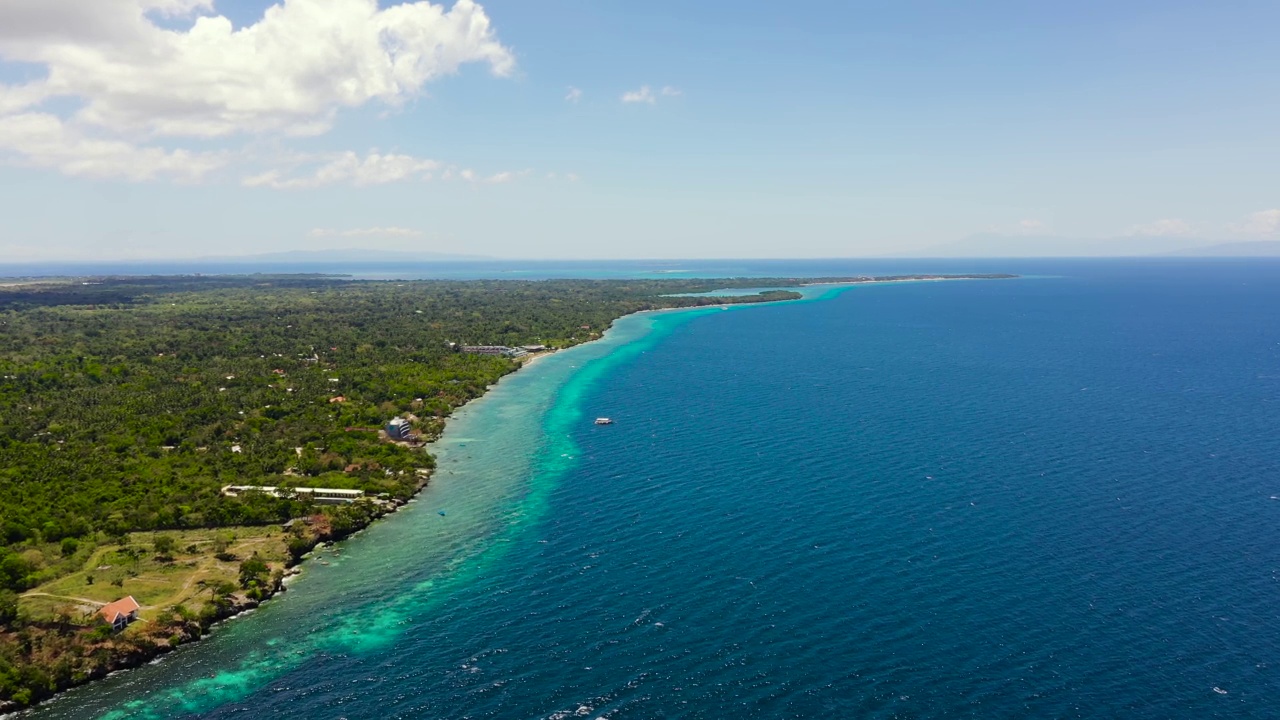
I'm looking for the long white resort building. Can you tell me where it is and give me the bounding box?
[221,485,365,504]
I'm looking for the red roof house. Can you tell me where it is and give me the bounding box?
[99,596,140,631]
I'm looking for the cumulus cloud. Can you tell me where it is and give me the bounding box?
[1128,218,1196,237]
[1231,209,1280,236]
[1018,219,1047,232]
[245,151,527,189]
[621,86,656,104]
[0,0,514,182]
[0,83,53,115]
[0,0,514,138]
[244,151,442,189]
[565,86,582,103]
[309,227,423,238]
[440,167,527,184]
[0,112,226,181]
[483,169,532,184]
[621,85,681,104]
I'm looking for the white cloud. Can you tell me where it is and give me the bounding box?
[243,151,441,189]
[0,83,52,115]
[0,112,226,181]
[1128,218,1196,237]
[483,169,531,184]
[309,227,423,238]
[621,86,656,104]
[1018,219,1047,232]
[442,167,527,185]
[1231,209,1280,236]
[244,151,527,189]
[0,0,514,182]
[565,86,582,103]
[621,84,680,104]
[0,0,514,138]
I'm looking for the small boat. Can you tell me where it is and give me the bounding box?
[594,418,614,425]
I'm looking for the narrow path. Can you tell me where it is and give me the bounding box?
[20,592,106,607]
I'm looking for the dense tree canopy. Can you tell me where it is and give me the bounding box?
[0,275,806,592]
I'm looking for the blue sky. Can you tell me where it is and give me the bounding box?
[0,0,1277,260]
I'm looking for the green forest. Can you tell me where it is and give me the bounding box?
[0,275,807,594]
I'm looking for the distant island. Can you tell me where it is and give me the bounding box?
[0,273,1015,712]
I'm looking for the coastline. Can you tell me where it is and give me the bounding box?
[5,273,1018,717]
[518,350,555,367]
[204,272,1018,598]
[1,305,685,718]
[0,497,411,717]
[66,297,703,720]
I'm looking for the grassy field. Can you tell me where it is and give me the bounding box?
[2,516,354,709]
[18,526,291,625]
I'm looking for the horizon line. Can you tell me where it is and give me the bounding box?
[5,255,1280,268]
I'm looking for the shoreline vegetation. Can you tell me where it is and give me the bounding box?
[0,272,1014,713]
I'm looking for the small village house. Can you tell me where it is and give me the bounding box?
[99,596,140,632]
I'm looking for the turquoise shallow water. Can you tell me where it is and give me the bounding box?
[23,262,1280,719]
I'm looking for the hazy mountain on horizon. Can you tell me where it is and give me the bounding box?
[917,233,1280,258]
[1159,240,1280,257]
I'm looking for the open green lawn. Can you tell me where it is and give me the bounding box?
[20,526,291,624]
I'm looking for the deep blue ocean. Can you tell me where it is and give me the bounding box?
[22,260,1280,719]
